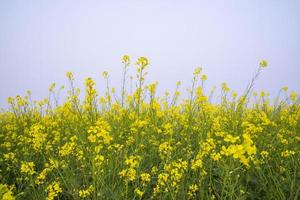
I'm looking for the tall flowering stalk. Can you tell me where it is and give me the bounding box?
[121,55,130,107]
[135,56,149,115]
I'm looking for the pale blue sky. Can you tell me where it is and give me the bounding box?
[0,0,299,106]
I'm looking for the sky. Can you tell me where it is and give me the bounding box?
[0,0,299,107]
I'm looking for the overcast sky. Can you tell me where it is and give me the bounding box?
[0,0,299,107]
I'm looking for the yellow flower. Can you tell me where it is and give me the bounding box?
[66,71,74,80]
[159,141,173,159]
[281,150,295,157]
[134,188,144,197]
[0,184,15,200]
[211,153,221,161]
[20,161,35,175]
[102,71,109,78]
[87,119,112,144]
[136,57,149,68]
[290,91,298,102]
[49,83,56,92]
[45,181,62,200]
[119,168,137,182]
[154,159,188,195]
[4,152,16,162]
[281,86,288,92]
[79,185,94,198]
[121,55,130,64]
[259,60,268,68]
[59,141,76,157]
[224,134,239,143]
[35,168,51,185]
[201,74,208,81]
[140,173,151,183]
[221,82,229,92]
[260,151,269,159]
[29,124,47,152]
[193,67,202,76]
[7,96,14,104]
[188,184,199,197]
[125,155,140,168]
[94,155,104,163]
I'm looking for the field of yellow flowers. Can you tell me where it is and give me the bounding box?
[0,56,299,200]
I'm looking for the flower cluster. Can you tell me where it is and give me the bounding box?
[0,57,299,199]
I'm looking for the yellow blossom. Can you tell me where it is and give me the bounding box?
[20,161,35,175]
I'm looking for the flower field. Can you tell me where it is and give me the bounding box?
[0,56,299,200]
